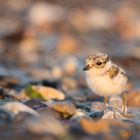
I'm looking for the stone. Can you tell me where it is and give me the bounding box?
[0,108,14,123]
[0,102,38,116]
[62,56,79,75]
[127,90,140,107]
[68,9,88,32]
[51,66,63,79]
[24,99,47,110]
[13,112,36,124]
[26,114,66,136]
[21,85,65,101]
[109,95,124,112]
[86,8,113,30]
[0,17,22,38]
[57,35,79,56]
[102,110,114,119]
[80,117,132,135]
[80,118,110,134]
[29,69,52,80]
[71,109,88,120]
[0,76,20,89]
[119,130,132,140]
[61,77,78,91]
[102,109,127,120]
[49,101,76,118]
[75,102,90,112]
[89,111,103,120]
[29,2,64,25]
[32,85,65,101]
[91,101,104,112]
[18,37,42,66]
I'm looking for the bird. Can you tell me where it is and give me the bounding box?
[83,52,128,114]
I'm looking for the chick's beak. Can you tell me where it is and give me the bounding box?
[83,65,91,71]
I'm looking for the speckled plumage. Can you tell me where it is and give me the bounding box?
[83,52,128,114]
[83,52,127,96]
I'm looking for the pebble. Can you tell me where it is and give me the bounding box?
[109,95,124,112]
[18,37,41,66]
[119,130,132,140]
[0,102,38,116]
[29,2,64,25]
[102,110,126,120]
[86,8,113,30]
[62,56,79,75]
[57,35,79,56]
[24,99,47,110]
[80,118,110,134]
[20,85,65,101]
[91,101,104,112]
[71,109,88,120]
[80,117,132,135]
[61,77,78,91]
[51,66,63,79]
[68,9,88,32]
[0,17,22,37]
[89,111,103,120]
[75,103,90,112]
[26,115,66,136]
[32,85,65,101]
[127,90,140,107]
[49,101,76,118]
[0,108,14,123]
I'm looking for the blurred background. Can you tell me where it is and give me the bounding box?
[0,0,140,88]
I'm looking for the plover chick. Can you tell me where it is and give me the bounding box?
[83,52,128,114]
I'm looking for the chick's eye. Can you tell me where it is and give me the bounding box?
[96,62,102,65]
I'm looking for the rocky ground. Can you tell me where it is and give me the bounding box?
[0,0,140,140]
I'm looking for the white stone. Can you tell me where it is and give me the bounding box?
[0,102,38,116]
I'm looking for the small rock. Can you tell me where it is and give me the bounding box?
[0,102,38,116]
[13,112,36,124]
[41,80,59,88]
[87,8,113,30]
[18,37,41,66]
[29,2,64,25]
[71,109,88,120]
[102,110,114,119]
[80,118,110,134]
[91,101,104,112]
[24,99,47,110]
[68,9,88,32]
[102,110,126,120]
[69,89,88,102]
[109,95,124,112]
[119,130,132,140]
[127,90,140,107]
[88,111,103,120]
[62,77,78,91]
[62,56,79,75]
[32,85,65,101]
[51,66,63,79]
[29,69,52,80]
[80,118,132,135]
[0,17,22,37]
[26,115,66,136]
[49,101,76,118]
[57,35,79,56]
[0,108,14,123]
[21,85,65,101]
[0,76,20,89]
[75,103,90,112]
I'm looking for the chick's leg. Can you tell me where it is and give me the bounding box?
[121,92,127,114]
[104,96,109,108]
